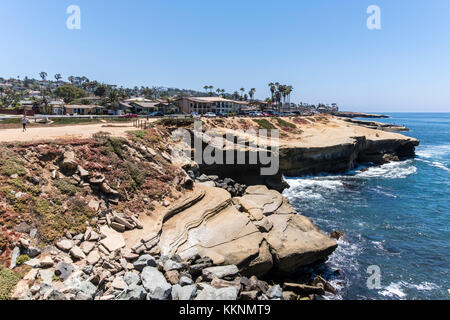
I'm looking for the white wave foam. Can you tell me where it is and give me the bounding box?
[379,281,440,298]
[283,178,343,200]
[416,158,450,173]
[410,282,440,291]
[355,160,417,179]
[379,282,407,298]
[416,144,450,159]
[431,161,450,172]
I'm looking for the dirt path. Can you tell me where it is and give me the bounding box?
[0,122,142,143]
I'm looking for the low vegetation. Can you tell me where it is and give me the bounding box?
[253,119,276,130]
[0,266,23,300]
[53,179,79,196]
[274,117,297,129]
[0,150,27,177]
[156,118,195,127]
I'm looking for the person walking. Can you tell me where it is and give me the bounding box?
[22,115,28,132]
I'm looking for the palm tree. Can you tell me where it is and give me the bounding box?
[54,74,62,87]
[285,85,293,105]
[203,85,209,94]
[39,72,47,81]
[239,88,245,100]
[249,88,256,101]
[216,88,222,96]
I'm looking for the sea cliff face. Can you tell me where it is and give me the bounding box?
[191,115,419,186]
[280,135,419,176]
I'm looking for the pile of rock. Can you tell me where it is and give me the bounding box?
[11,230,310,301]
[98,210,143,233]
[193,174,247,197]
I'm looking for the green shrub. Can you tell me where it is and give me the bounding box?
[0,150,26,177]
[16,255,30,266]
[34,197,95,243]
[253,119,276,130]
[53,179,78,196]
[123,161,146,192]
[0,266,23,300]
[156,118,194,127]
[274,117,296,129]
[129,130,148,142]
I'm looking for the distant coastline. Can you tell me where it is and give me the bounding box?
[335,111,389,119]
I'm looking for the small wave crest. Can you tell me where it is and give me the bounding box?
[379,281,440,299]
[355,160,417,179]
[283,178,342,200]
[416,144,450,159]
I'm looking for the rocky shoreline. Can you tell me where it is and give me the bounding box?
[335,111,389,119]
[0,116,419,300]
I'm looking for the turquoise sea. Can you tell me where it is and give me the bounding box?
[283,113,450,300]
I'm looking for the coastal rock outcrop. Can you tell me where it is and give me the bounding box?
[156,184,337,277]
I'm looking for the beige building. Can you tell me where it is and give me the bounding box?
[178,97,246,114]
[65,105,104,115]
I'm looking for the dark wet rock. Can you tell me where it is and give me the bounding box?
[283,283,325,296]
[330,230,345,240]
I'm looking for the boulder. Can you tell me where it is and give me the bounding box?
[123,272,141,286]
[69,246,86,260]
[39,269,54,285]
[43,289,67,300]
[266,284,283,299]
[26,247,41,258]
[171,284,197,300]
[54,262,74,281]
[195,284,238,300]
[165,270,180,285]
[210,277,241,291]
[40,256,54,268]
[141,267,172,300]
[164,259,182,272]
[80,241,95,255]
[99,226,126,252]
[117,284,147,300]
[60,151,77,171]
[10,247,20,269]
[64,275,97,298]
[265,214,337,274]
[111,277,127,290]
[202,265,239,280]
[56,239,73,252]
[240,290,259,300]
[283,283,325,296]
[133,254,157,271]
[86,250,100,265]
[179,276,194,286]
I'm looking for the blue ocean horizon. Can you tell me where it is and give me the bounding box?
[283,112,450,300]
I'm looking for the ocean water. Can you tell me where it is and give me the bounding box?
[283,113,450,300]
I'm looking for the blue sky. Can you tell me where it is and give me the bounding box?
[1,0,449,112]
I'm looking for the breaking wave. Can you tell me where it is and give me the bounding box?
[355,160,417,179]
[416,143,450,159]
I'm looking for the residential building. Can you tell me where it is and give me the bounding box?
[178,97,242,115]
[64,105,104,116]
